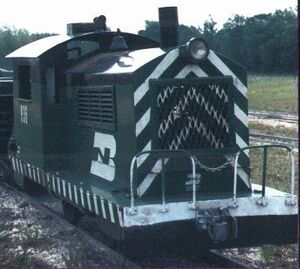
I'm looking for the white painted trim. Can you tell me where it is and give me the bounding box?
[87,191,92,211]
[73,185,78,204]
[36,168,41,184]
[15,159,19,174]
[12,157,16,172]
[134,49,179,106]
[117,205,124,227]
[46,173,50,186]
[108,202,115,223]
[57,178,61,194]
[80,188,85,207]
[28,164,32,180]
[124,187,297,227]
[68,183,73,201]
[93,195,100,215]
[175,65,208,78]
[100,197,107,219]
[62,180,67,197]
[32,166,37,182]
[19,160,23,175]
[208,51,248,98]
[52,175,56,193]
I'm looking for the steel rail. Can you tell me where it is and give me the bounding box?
[249,133,298,147]
[0,179,140,269]
[249,110,298,124]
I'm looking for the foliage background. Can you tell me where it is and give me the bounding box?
[0,8,297,73]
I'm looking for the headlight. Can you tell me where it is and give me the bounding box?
[180,38,209,63]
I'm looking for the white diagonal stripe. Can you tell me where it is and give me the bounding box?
[238,168,250,188]
[137,159,168,197]
[135,108,151,137]
[234,104,248,127]
[134,48,179,106]
[208,51,247,98]
[137,140,152,168]
[235,133,249,156]
[225,156,250,188]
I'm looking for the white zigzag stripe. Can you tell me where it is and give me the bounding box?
[169,117,224,150]
[157,83,228,107]
[158,86,229,138]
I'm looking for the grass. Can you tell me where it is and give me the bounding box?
[248,75,298,114]
[249,147,296,193]
[249,120,297,138]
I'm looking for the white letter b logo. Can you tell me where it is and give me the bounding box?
[90,132,116,181]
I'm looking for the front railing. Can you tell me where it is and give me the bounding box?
[230,144,296,208]
[128,145,296,215]
[128,149,197,215]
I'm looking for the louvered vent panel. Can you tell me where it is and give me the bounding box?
[77,86,115,130]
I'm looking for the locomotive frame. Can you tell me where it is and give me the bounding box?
[1,7,298,248]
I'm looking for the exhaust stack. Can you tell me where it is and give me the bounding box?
[159,7,179,49]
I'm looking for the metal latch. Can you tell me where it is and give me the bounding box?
[195,207,238,242]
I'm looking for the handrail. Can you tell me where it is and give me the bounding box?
[231,144,296,208]
[129,149,196,214]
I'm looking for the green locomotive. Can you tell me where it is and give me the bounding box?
[3,7,297,247]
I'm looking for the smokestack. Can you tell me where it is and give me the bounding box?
[159,7,179,49]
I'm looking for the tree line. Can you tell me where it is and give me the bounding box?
[0,8,297,73]
[139,8,297,74]
[0,27,54,70]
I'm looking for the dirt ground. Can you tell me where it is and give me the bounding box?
[0,183,298,268]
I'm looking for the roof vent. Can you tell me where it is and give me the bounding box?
[110,29,128,51]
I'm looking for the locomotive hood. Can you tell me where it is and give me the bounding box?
[66,48,165,75]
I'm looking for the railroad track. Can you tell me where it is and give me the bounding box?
[249,110,298,124]
[0,177,255,269]
[250,133,298,147]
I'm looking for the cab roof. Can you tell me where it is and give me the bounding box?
[6,31,160,59]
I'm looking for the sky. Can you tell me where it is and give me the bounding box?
[0,0,297,35]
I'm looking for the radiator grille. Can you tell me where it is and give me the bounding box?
[77,86,115,130]
[156,79,231,150]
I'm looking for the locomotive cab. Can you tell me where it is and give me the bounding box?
[6,7,297,247]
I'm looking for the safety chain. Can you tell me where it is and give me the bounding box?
[192,153,237,173]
